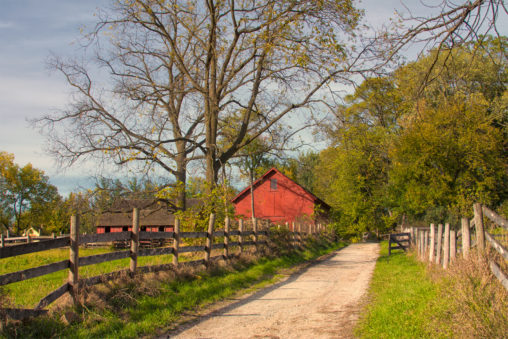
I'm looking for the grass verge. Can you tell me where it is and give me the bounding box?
[2,237,344,338]
[354,242,442,339]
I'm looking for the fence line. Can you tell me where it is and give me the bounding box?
[406,203,508,291]
[0,213,329,320]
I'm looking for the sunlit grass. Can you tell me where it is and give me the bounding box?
[354,242,443,339]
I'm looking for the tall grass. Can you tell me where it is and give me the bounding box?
[429,251,508,338]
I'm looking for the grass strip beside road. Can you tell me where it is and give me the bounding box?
[3,239,344,338]
[354,242,444,339]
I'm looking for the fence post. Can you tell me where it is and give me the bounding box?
[27,234,31,243]
[461,217,471,258]
[69,214,79,304]
[422,230,429,261]
[450,230,456,263]
[429,224,435,263]
[0,234,3,248]
[291,222,296,248]
[239,219,244,253]
[224,216,230,259]
[52,232,56,239]
[443,223,450,269]
[173,218,180,266]
[297,223,302,245]
[130,208,140,274]
[388,234,392,256]
[473,203,486,251]
[205,213,215,263]
[419,230,424,260]
[436,224,443,264]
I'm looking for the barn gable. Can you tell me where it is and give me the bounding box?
[232,168,330,224]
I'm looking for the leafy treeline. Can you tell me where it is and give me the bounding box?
[313,38,507,237]
[0,155,172,235]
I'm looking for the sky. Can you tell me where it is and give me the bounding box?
[0,0,505,196]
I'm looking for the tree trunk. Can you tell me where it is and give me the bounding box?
[175,148,187,211]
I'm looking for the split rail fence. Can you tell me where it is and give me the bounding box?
[0,210,327,320]
[409,203,508,291]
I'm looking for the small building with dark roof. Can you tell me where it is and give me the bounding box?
[96,199,201,234]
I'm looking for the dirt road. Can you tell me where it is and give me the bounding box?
[165,243,379,339]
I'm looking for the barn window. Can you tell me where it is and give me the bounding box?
[159,226,164,232]
[270,179,277,190]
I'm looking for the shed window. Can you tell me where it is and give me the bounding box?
[270,179,277,190]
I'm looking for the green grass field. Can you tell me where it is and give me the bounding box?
[0,246,179,307]
[2,238,344,338]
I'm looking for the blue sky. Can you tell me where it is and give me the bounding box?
[0,0,505,196]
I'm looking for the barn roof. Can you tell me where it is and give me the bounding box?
[231,167,330,209]
[97,198,202,227]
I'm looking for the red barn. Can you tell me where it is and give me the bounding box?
[232,168,330,227]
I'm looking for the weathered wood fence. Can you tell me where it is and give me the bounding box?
[410,203,508,291]
[0,212,328,320]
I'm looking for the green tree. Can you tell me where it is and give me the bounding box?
[0,151,62,233]
[388,38,507,222]
[315,77,403,236]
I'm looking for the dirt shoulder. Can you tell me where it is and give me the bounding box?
[161,243,379,339]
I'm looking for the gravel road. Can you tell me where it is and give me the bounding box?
[164,243,379,339]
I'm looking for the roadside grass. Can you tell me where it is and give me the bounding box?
[354,242,444,339]
[2,237,344,338]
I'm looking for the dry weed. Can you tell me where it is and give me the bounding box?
[431,251,508,339]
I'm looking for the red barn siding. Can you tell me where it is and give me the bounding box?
[233,168,328,226]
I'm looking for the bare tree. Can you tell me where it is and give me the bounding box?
[382,0,507,92]
[36,2,207,210]
[37,0,385,201]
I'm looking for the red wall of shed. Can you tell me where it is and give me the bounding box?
[234,171,316,225]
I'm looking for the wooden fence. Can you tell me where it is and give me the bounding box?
[0,211,328,320]
[1,233,68,247]
[410,203,508,291]
[388,232,411,255]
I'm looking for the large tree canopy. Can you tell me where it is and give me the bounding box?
[314,38,507,235]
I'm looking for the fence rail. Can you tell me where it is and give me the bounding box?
[0,212,329,320]
[410,203,508,292]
